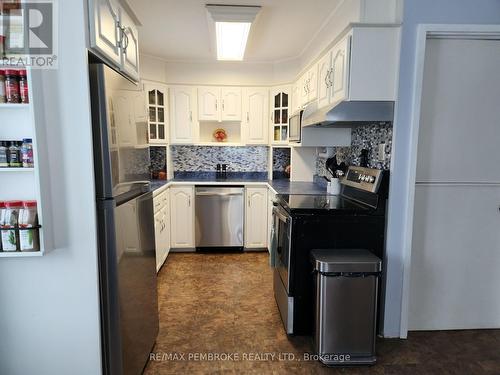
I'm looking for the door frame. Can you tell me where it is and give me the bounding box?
[399,24,500,338]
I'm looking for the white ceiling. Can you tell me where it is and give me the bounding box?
[128,0,343,63]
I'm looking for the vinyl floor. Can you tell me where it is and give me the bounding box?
[143,252,500,375]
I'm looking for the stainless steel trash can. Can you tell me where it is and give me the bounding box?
[311,249,382,366]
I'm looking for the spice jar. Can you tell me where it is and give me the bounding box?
[0,70,6,103]
[4,70,20,103]
[21,138,34,168]
[18,69,29,103]
[19,200,39,252]
[1,200,23,252]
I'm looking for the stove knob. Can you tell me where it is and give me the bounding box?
[368,176,375,183]
[363,175,369,182]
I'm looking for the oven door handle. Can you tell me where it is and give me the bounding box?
[273,206,290,222]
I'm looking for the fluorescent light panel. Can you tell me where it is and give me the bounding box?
[216,21,251,61]
[206,5,261,61]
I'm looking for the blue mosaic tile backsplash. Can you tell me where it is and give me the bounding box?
[316,123,393,177]
[171,146,269,172]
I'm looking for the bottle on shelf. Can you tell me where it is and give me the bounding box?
[18,200,40,252]
[0,141,8,167]
[0,200,23,252]
[8,141,22,167]
[18,70,29,104]
[21,138,34,168]
[0,70,6,103]
[4,70,20,104]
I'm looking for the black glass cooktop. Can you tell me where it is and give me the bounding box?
[278,194,371,212]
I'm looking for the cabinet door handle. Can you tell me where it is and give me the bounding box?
[248,197,251,207]
[189,111,193,122]
[222,100,225,111]
[188,196,191,207]
[328,68,335,88]
[325,71,330,88]
[215,100,218,111]
[247,112,249,122]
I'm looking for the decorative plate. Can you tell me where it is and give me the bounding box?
[213,128,227,142]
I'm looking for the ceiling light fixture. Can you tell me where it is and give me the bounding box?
[206,4,261,61]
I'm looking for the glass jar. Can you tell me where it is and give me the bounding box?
[21,138,34,168]
[19,200,39,252]
[0,141,8,167]
[0,200,23,252]
[4,70,20,103]
[0,70,6,103]
[18,69,29,103]
[8,141,21,167]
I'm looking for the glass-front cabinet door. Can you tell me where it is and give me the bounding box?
[144,82,168,144]
[270,86,291,144]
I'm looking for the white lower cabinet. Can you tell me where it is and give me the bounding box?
[170,186,195,248]
[267,188,277,254]
[245,187,268,249]
[154,189,170,271]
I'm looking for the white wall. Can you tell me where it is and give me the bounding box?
[384,0,500,338]
[0,0,102,374]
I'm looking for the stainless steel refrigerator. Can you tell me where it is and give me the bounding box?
[89,60,159,375]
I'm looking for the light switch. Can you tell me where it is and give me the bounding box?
[378,143,386,161]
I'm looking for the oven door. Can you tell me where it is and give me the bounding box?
[273,204,292,293]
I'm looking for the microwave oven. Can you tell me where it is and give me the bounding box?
[288,110,303,143]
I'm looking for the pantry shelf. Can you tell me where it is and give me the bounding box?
[0,104,30,109]
[0,251,43,258]
[0,168,34,172]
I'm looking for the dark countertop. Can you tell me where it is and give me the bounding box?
[149,172,328,195]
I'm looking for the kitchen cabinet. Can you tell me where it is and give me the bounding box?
[170,186,195,249]
[316,27,400,108]
[299,64,318,106]
[144,82,168,144]
[88,0,141,81]
[245,187,268,249]
[119,8,140,82]
[170,86,198,144]
[112,90,147,147]
[267,188,277,254]
[197,87,242,122]
[154,189,170,271]
[243,88,269,145]
[270,86,291,144]
[291,81,302,113]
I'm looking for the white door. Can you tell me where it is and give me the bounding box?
[244,88,269,144]
[317,51,332,108]
[144,83,168,144]
[331,36,351,104]
[170,86,197,144]
[221,88,242,122]
[410,38,500,330]
[119,8,140,81]
[307,64,318,102]
[198,87,220,121]
[89,0,121,66]
[245,187,268,248]
[170,186,195,248]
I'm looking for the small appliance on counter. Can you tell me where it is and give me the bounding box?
[271,166,388,336]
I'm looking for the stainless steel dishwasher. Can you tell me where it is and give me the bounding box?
[195,186,244,250]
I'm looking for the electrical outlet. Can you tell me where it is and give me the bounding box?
[378,143,386,161]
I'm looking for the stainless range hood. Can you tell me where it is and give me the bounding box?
[302,100,394,127]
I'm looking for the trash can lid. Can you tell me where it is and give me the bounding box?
[311,249,382,273]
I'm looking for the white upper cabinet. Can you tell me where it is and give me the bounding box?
[144,82,168,144]
[291,81,302,113]
[243,88,269,145]
[245,187,268,249]
[119,8,140,82]
[197,87,242,122]
[317,51,332,108]
[88,0,141,81]
[298,64,318,106]
[270,86,291,144]
[89,0,121,65]
[170,86,198,144]
[198,87,219,121]
[330,36,350,104]
[170,186,195,249]
[221,88,242,122]
[315,26,400,108]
